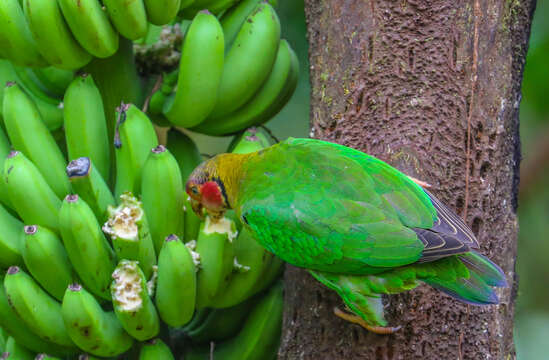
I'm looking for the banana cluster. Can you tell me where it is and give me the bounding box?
[148,0,299,136]
[0,64,283,358]
[0,0,247,70]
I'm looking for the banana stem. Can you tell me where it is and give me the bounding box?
[84,37,144,185]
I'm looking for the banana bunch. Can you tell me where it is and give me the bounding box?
[152,0,299,136]
[0,61,283,357]
[0,0,249,69]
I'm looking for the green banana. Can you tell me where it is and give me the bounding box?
[0,327,5,353]
[0,0,46,67]
[103,0,147,40]
[3,82,70,198]
[179,0,196,10]
[66,157,115,223]
[4,151,62,231]
[103,193,156,279]
[64,73,110,181]
[156,234,197,327]
[62,284,134,357]
[208,0,241,15]
[0,204,23,270]
[138,339,174,360]
[179,0,217,18]
[9,65,65,131]
[23,0,92,70]
[185,281,283,360]
[111,260,160,341]
[219,0,266,49]
[59,194,117,300]
[195,215,238,308]
[227,127,272,153]
[31,67,75,98]
[206,2,280,119]
[57,0,119,58]
[114,103,159,198]
[143,0,181,26]
[210,228,271,308]
[21,225,75,301]
[193,39,298,136]
[3,267,76,348]
[166,129,202,242]
[3,337,34,360]
[185,296,255,343]
[249,254,284,295]
[0,126,11,208]
[141,145,185,254]
[163,10,224,128]
[0,282,75,356]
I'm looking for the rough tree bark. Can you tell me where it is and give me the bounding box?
[279,0,535,359]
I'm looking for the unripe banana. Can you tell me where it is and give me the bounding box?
[21,225,75,301]
[219,0,266,49]
[111,260,160,341]
[141,145,185,254]
[163,11,224,128]
[0,282,75,356]
[0,126,11,208]
[185,295,255,343]
[193,39,298,136]
[64,74,110,181]
[143,0,181,26]
[31,67,75,99]
[66,158,115,223]
[208,0,240,15]
[62,284,134,357]
[4,151,62,231]
[22,0,92,70]
[249,255,283,295]
[59,194,117,300]
[156,235,197,327]
[3,83,70,198]
[57,0,120,58]
[178,0,217,18]
[0,328,5,353]
[103,0,147,40]
[166,129,202,242]
[207,2,280,119]
[195,216,238,308]
[0,204,23,270]
[3,337,34,360]
[3,267,76,348]
[114,103,159,198]
[138,339,174,360]
[210,228,270,308]
[185,281,283,360]
[0,0,46,67]
[103,193,156,279]
[227,127,271,153]
[179,0,196,10]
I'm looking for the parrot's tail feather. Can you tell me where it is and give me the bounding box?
[458,251,508,287]
[423,251,507,305]
[424,273,499,305]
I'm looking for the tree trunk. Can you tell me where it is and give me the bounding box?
[279,0,535,359]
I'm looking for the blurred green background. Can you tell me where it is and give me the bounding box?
[193,2,547,357]
[514,1,549,359]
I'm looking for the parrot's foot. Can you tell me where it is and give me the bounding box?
[333,307,401,335]
[407,176,432,189]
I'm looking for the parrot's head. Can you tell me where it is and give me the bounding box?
[186,155,233,221]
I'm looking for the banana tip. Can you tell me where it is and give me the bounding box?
[165,234,179,242]
[7,266,20,275]
[65,194,79,203]
[152,145,167,154]
[24,225,38,235]
[199,9,212,15]
[68,283,82,292]
[7,150,19,159]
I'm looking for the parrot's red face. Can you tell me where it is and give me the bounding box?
[186,179,227,220]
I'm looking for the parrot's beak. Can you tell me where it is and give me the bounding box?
[190,198,205,220]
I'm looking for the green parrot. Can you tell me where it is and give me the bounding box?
[186,137,507,333]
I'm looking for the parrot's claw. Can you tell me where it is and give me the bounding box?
[407,175,432,189]
[333,307,401,335]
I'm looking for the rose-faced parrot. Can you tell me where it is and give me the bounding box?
[186,137,507,333]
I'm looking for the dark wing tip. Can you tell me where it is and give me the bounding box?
[414,228,470,263]
[425,190,480,249]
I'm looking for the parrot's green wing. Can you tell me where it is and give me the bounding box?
[237,138,477,274]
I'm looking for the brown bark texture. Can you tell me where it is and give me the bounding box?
[279,0,535,359]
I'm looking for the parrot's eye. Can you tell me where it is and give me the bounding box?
[190,186,199,195]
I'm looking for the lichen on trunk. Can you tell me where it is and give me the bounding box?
[279,0,535,359]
